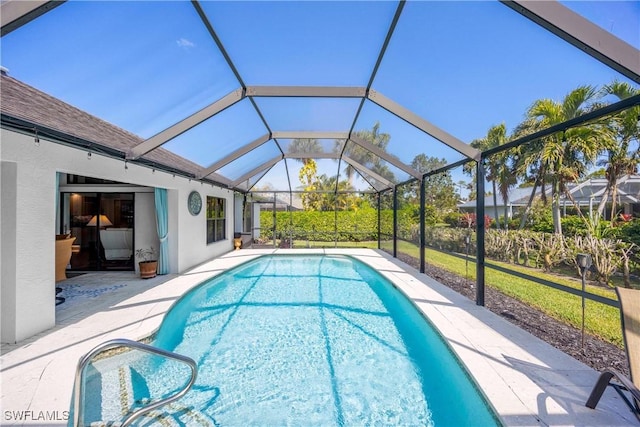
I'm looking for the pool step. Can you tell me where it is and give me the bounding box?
[89,365,215,427]
[74,339,199,427]
[82,365,146,426]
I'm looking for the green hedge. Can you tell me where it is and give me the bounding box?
[259,208,418,242]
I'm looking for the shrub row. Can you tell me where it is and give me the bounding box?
[260,210,637,286]
[425,228,636,286]
[260,209,418,242]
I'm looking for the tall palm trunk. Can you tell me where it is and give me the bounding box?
[504,204,510,229]
[563,186,588,222]
[500,181,511,229]
[519,179,540,230]
[596,186,611,218]
[492,181,499,229]
[610,182,619,222]
[552,179,562,234]
[597,165,616,219]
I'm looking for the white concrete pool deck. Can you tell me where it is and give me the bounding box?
[1,248,636,426]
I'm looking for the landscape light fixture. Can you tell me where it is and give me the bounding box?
[577,253,592,271]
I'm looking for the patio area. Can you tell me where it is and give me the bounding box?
[0,249,635,426]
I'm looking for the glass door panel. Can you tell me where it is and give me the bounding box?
[64,192,98,270]
[99,194,135,271]
[60,192,134,271]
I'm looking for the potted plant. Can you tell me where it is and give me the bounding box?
[135,247,157,279]
[233,232,242,250]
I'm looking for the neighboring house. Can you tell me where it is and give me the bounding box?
[252,193,303,211]
[0,73,247,343]
[458,187,541,220]
[566,175,640,217]
[247,194,302,240]
[458,176,640,220]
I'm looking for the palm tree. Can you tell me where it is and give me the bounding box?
[511,118,548,229]
[337,121,392,184]
[525,85,603,234]
[288,139,322,210]
[466,124,510,228]
[495,150,518,229]
[298,160,318,210]
[288,138,322,166]
[485,124,518,229]
[595,81,640,222]
[313,174,356,211]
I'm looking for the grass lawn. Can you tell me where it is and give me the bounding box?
[393,240,622,347]
[289,238,623,347]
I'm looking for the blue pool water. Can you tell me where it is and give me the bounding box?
[85,255,499,426]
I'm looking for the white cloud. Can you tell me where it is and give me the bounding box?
[176,38,195,49]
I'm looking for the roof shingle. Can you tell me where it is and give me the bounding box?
[0,74,229,183]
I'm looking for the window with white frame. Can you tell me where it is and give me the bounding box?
[206,196,226,243]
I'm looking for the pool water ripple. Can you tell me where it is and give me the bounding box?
[86,255,498,426]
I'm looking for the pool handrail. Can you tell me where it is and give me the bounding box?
[72,338,197,427]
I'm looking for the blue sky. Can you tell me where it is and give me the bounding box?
[1,0,638,193]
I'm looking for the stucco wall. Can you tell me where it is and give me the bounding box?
[176,184,234,272]
[1,161,19,342]
[0,128,235,343]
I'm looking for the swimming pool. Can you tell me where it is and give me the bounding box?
[84,254,499,426]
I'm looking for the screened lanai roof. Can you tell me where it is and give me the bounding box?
[1,1,639,193]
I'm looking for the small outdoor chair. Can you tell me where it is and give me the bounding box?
[586,286,640,421]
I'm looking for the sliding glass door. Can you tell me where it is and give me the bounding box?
[60,192,134,271]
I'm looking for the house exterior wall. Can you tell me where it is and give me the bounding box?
[0,140,58,343]
[234,193,243,233]
[1,161,19,343]
[0,128,234,343]
[459,204,517,220]
[176,183,233,272]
